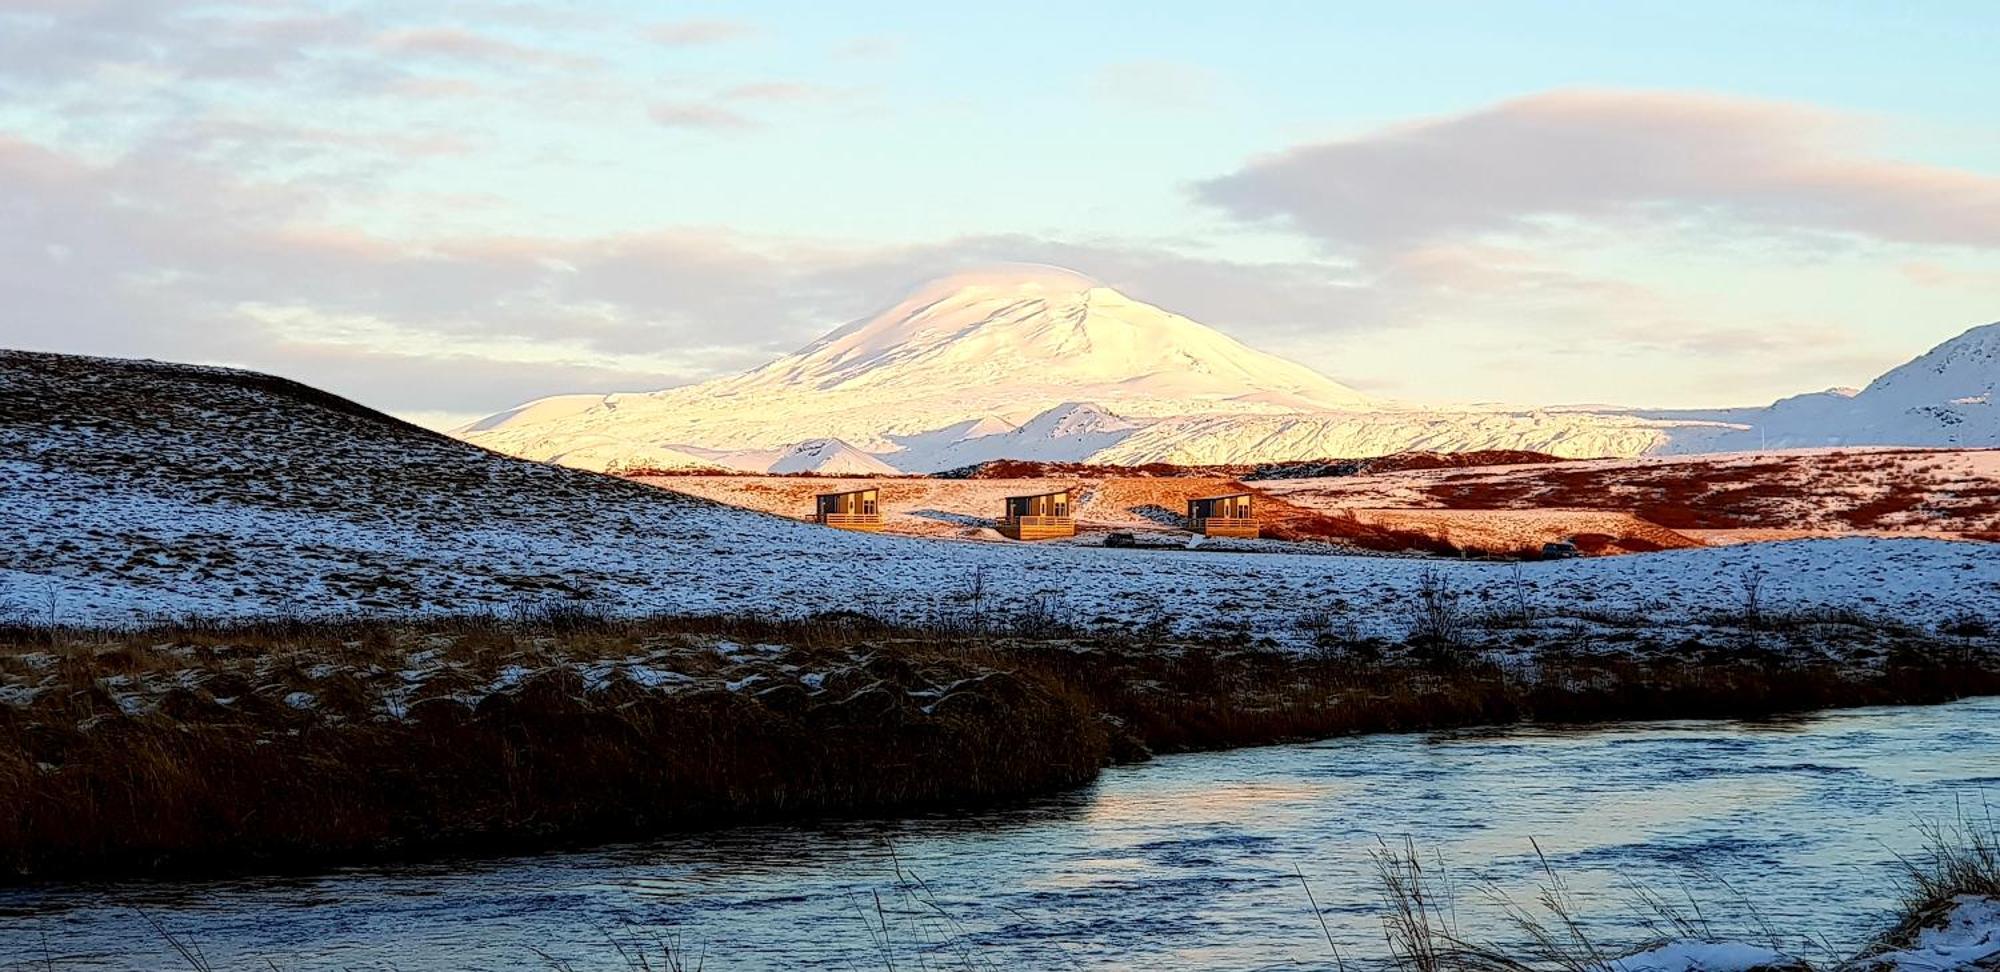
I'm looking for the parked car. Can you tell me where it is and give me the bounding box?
[1104,531,1137,548]
[1541,541,1580,560]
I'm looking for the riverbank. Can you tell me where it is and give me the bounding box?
[2,604,1996,880]
[6,696,1998,969]
[25,801,2000,971]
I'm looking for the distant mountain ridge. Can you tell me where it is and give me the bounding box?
[458,265,1376,471]
[1646,322,1999,453]
[454,267,2000,472]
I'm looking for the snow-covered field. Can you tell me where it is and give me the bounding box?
[5,350,1998,641]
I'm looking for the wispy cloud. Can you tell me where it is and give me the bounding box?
[648,19,758,47]
[648,100,758,131]
[0,132,1398,414]
[831,35,901,62]
[371,27,596,69]
[1090,60,1221,111]
[1197,89,2000,254]
[719,81,842,103]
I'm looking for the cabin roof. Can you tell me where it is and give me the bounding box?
[1189,492,1253,502]
[814,486,878,498]
[1003,488,1070,501]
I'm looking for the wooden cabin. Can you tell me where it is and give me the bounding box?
[1187,492,1258,539]
[998,489,1075,540]
[813,487,883,532]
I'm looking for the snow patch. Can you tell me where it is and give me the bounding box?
[1607,940,1796,972]
[1867,895,2000,971]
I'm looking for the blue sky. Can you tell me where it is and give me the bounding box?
[2,1,1996,426]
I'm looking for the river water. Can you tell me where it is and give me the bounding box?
[5,697,1997,971]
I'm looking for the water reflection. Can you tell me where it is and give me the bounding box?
[3,698,1995,971]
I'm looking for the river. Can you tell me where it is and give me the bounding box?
[6,697,1997,970]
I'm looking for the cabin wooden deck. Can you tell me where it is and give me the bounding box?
[1188,492,1259,538]
[998,515,1075,541]
[814,487,883,532]
[999,489,1075,541]
[1192,516,1258,539]
[814,512,884,532]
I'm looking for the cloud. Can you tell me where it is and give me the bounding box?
[1899,261,2000,292]
[648,19,758,47]
[371,27,595,69]
[832,36,901,62]
[645,81,861,129]
[648,100,758,131]
[719,81,841,103]
[1090,60,1221,111]
[0,132,1394,414]
[0,3,370,85]
[1196,89,2000,255]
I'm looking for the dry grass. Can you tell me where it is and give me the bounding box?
[1354,839,1815,972]
[1,607,1996,881]
[1298,448,2000,536]
[0,612,1110,880]
[1857,812,2000,963]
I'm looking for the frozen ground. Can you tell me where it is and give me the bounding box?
[4,350,1999,642]
[1861,895,2000,970]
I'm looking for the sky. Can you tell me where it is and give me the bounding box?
[2,1,1997,429]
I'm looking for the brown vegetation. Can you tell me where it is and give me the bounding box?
[2,602,1996,882]
[0,613,1108,880]
[1401,449,2000,533]
[1247,449,1568,479]
[936,450,1567,481]
[1261,509,1460,554]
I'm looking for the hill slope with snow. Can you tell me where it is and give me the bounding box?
[766,438,901,475]
[456,266,1372,462]
[7,349,1994,640]
[457,266,1731,471]
[1653,322,2000,452]
[454,262,1997,473]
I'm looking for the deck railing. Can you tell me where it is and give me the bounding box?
[816,512,882,526]
[1001,515,1072,527]
[1193,516,1258,537]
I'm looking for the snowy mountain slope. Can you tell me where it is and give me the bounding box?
[457,265,1376,466]
[7,350,1995,641]
[898,402,1143,471]
[1090,409,1707,465]
[457,265,1749,471]
[1651,323,2000,452]
[766,437,901,475]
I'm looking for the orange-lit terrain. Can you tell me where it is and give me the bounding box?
[635,447,2000,558]
[1260,447,2000,545]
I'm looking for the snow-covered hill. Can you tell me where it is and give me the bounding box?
[1652,322,2000,452]
[1089,408,1688,466]
[8,349,1995,639]
[457,278,2000,471]
[457,266,1731,471]
[766,437,901,475]
[901,402,1144,470]
[457,266,1372,464]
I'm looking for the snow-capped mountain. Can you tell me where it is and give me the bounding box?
[766,438,901,475]
[900,402,1143,471]
[455,266,1999,473]
[1090,409,1687,466]
[457,266,1385,469]
[1652,322,1999,452]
